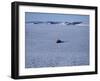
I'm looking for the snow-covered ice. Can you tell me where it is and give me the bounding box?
[25,23,89,68]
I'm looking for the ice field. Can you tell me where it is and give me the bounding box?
[25,23,89,68]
